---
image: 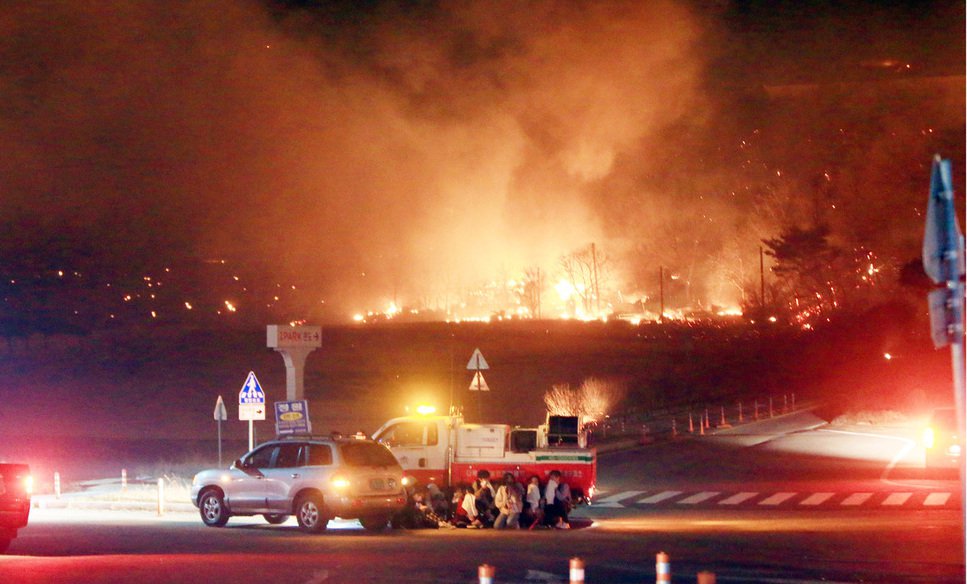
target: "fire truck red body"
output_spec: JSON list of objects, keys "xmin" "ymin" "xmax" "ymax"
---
[{"xmin": 373, "ymin": 412, "xmax": 596, "ymax": 500}]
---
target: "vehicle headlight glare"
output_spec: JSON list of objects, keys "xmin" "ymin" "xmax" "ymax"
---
[{"xmin": 923, "ymin": 427, "xmax": 935, "ymax": 449}]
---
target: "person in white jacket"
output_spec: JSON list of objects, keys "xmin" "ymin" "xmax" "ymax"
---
[
  {"xmin": 544, "ymin": 470, "xmax": 570, "ymax": 529},
  {"xmin": 452, "ymin": 484, "xmax": 483, "ymax": 528},
  {"xmin": 493, "ymin": 473, "xmax": 523, "ymax": 529},
  {"xmin": 524, "ymin": 475, "xmax": 544, "ymax": 529}
]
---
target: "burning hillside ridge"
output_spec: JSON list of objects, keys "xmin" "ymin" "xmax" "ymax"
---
[{"xmin": 0, "ymin": 2, "xmax": 961, "ymax": 335}]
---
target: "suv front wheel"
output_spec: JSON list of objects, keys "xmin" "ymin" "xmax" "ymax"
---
[
  {"xmin": 199, "ymin": 490, "xmax": 230, "ymax": 527},
  {"xmin": 295, "ymin": 493, "xmax": 329, "ymax": 533}
]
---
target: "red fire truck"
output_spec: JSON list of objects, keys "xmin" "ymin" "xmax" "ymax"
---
[{"xmin": 373, "ymin": 410, "xmax": 596, "ymax": 501}]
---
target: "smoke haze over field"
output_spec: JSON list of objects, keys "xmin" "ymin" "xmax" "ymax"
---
[{"xmin": 0, "ymin": 1, "xmax": 963, "ymax": 319}]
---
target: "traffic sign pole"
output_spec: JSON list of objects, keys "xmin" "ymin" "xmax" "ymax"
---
[
  {"xmin": 922, "ymin": 156, "xmax": 966, "ymax": 520},
  {"xmin": 248, "ymin": 420, "xmax": 254, "ymax": 452},
  {"xmin": 213, "ymin": 395, "xmax": 228, "ymax": 467},
  {"xmin": 466, "ymin": 349, "xmax": 490, "ymax": 422}
]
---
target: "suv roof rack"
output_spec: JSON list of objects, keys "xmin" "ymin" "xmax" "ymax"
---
[{"xmin": 276, "ymin": 431, "xmax": 367, "ymax": 441}]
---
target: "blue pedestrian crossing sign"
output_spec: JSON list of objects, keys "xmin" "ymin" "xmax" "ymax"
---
[{"xmin": 238, "ymin": 371, "xmax": 267, "ymax": 421}]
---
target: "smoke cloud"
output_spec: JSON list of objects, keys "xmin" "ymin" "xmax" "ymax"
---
[{"xmin": 0, "ymin": 1, "xmax": 962, "ymax": 318}]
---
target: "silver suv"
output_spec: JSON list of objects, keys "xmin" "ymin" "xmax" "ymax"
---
[{"xmin": 191, "ymin": 435, "xmax": 406, "ymax": 532}]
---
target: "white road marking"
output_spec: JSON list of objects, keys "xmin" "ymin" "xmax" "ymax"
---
[
  {"xmin": 759, "ymin": 492, "xmax": 797, "ymax": 505},
  {"xmin": 677, "ymin": 491, "xmax": 720, "ymax": 505},
  {"xmin": 718, "ymin": 492, "xmax": 758, "ymax": 505},
  {"xmin": 799, "ymin": 492, "xmax": 834, "ymax": 506},
  {"xmin": 841, "ymin": 493, "xmax": 873, "ymax": 506},
  {"xmin": 924, "ymin": 492, "xmax": 951, "ymax": 506},
  {"xmin": 637, "ymin": 491, "xmax": 682, "ymax": 504},
  {"xmin": 881, "ymin": 492, "xmax": 913, "ymax": 506},
  {"xmin": 593, "ymin": 490, "xmax": 646, "ymax": 508}
]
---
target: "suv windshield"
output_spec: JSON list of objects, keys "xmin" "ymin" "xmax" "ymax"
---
[{"xmin": 340, "ymin": 442, "xmax": 399, "ymax": 467}]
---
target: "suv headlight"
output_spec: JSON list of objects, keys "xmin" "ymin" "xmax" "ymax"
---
[{"xmin": 923, "ymin": 427, "xmax": 935, "ymax": 449}]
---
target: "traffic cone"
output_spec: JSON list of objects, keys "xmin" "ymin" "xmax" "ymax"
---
[
  {"xmin": 569, "ymin": 557, "xmax": 585, "ymax": 583},
  {"xmin": 478, "ymin": 564, "xmax": 495, "ymax": 584},
  {"xmin": 656, "ymin": 551, "xmax": 671, "ymax": 583}
]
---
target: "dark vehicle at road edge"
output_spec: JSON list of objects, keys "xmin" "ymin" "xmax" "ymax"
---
[
  {"xmin": 923, "ymin": 407, "xmax": 961, "ymax": 472},
  {"xmin": 0, "ymin": 463, "xmax": 32, "ymax": 553}
]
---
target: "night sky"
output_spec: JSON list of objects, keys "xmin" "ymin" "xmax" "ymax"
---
[{"xmin": 0, "ymin": 0, "xmax": 963, "ymax": 319}]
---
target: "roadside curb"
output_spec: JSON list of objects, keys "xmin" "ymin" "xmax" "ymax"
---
[{"xmin": 33, "ymin": 495, "xmax": 195, "ymax": 514}]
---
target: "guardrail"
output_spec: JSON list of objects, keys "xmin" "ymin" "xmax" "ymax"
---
[{"xmin": 593, "ymin": 393, "xmax": 811, "ymax": 449}]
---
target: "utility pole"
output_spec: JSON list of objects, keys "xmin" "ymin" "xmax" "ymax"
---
[
  {"xmin": 536, "ymin": 267, "xmax": 542, "ymax": 319},
  {"xmin": 591, "ymin": 243, "xmax": 600, "ymax": 315},
  {"xmin": 759, "ymin": 245, "xmax": 766, "ymax": 308},
  {"xmin": 659, "ymin": 265, "xmax": 665, "ymax": 323}
]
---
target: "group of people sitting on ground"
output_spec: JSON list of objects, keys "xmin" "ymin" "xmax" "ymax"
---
[{"xmin": 391, "ymin": 469, "xmax": 572, "ymax": 530}]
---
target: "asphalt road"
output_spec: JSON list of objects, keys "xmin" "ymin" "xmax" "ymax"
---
[{"xmin": 3, "ymin": 411, "xmax": 963, "ymax": 583}]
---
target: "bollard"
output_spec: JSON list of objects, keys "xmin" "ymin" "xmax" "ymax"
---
[
  {"xmin": 769, "ymin": 397, "xmax": 774, "ymax": 418},
  {"xmin": 689, "ymin": 412, "xmax": 694, "ymax": 433},
  {"xmin": 699, "ymin": 418, "xmax": 705, "ymax": 435},
  {"xmin": 121, "ymin": 468, "xmax": 127, "ymax": 492},
  {"xmin": 719, "ymin": 406, "xmax": 727, "ymax": 427},
  {"xmin": 656, "ymin": 551, "xmax": 671, "ymax": 583},
  {"xmin": 54, "ymin": 472, "xmax": 61, "ymax": 499},
  {"xmin": 754, "ymin": 398, "xmax": 759, "ymax": 421},
  {"xmin": 671, "ymin": 419, "xmax": 678, "ymax": 438},
  {"xmin": 738, "ymin": 401, "xmax": 744, "ymax": 423},
  {"xmin": 478, "ymin": 564, "xmax": 495, "ymax": 584},
  {"xmin": 157, "ymin": 478, "xmax": 165, "ymax": 516},
  {"xmin": 697, "ymin": 571, "xmax": 716, "ymax": 584},
  {"xmin": 569, "ymin": 557, "xmax": 585, "ymax": 583},
  {"xmin": 704, "ymin": 408, "xmax": 710, "ymax": 429},
  {"xmin": 791, "ymin": 392, "xmax": 796, "ymax": 409},
  {"xmin": 783, "ymin": 394, "xmax": 788, "ymax": 413}
]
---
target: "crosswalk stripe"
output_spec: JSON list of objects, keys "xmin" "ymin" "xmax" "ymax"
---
[
  {"xmin": 924, "ymin": 492, "xmax": 951, "ymax": 506},
  {"xmin": 677, "ymin": 491, "xmax": 720, "ymax": 505},
  {"xmin": 719, "ymin": 492, "xmax": 758, "ymax": 505},
  {"xmin": 799, "ymin": 492, "xmax": 834, "ymax": 506},
  {"xmin": 638, "ymin": 490, "xmax": 682, "ymax": 504},
  {"xmin": 593, "ymin": 490, "xmax": 646, "ymax": 508},
  {"xmin": 759, "ymin": 492, "xmax": 797, "ymax": 505},
  {"xmin": 881, "ymin": 492, "xmax": 913, "ymax": 506},
  {"xmin": 597, "ymin": 490, "xmax": 959, "ymax": 509},
  {"xmin": 841, "ymin": 492, "xmax": 873, "ymax": 506}
]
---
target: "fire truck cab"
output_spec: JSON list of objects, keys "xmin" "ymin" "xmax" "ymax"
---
[{"xmin": 373, "ymin": 412, "xmax": 596, "ymax": 501}]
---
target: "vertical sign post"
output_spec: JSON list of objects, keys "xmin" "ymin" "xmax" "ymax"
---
[
  {"xmin": 922, "ymin": 155, "xmax": 966, "ymax": 489},
  {"xmin": 466, "ymin": 348, "xmax": 490, "ymax": 421},
  {"xmin": 213, "ymin": 395, "xmax": 228, "ymax": 467},
  {"xmin": 238, "ymin": 371, "xmax": 267, "ymax": 451}
]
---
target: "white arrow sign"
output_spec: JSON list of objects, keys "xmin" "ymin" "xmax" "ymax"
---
[
  {"xmin": 213, "ymin": 395, "xmax": 227, "ymax": 421},
  {"xmin": 466, "ymin": 348, "xmax": 489, "ymax": 371},
  {"xmin": 469, "ymin": 371, "xmax": 490, "ymax": 392}
]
